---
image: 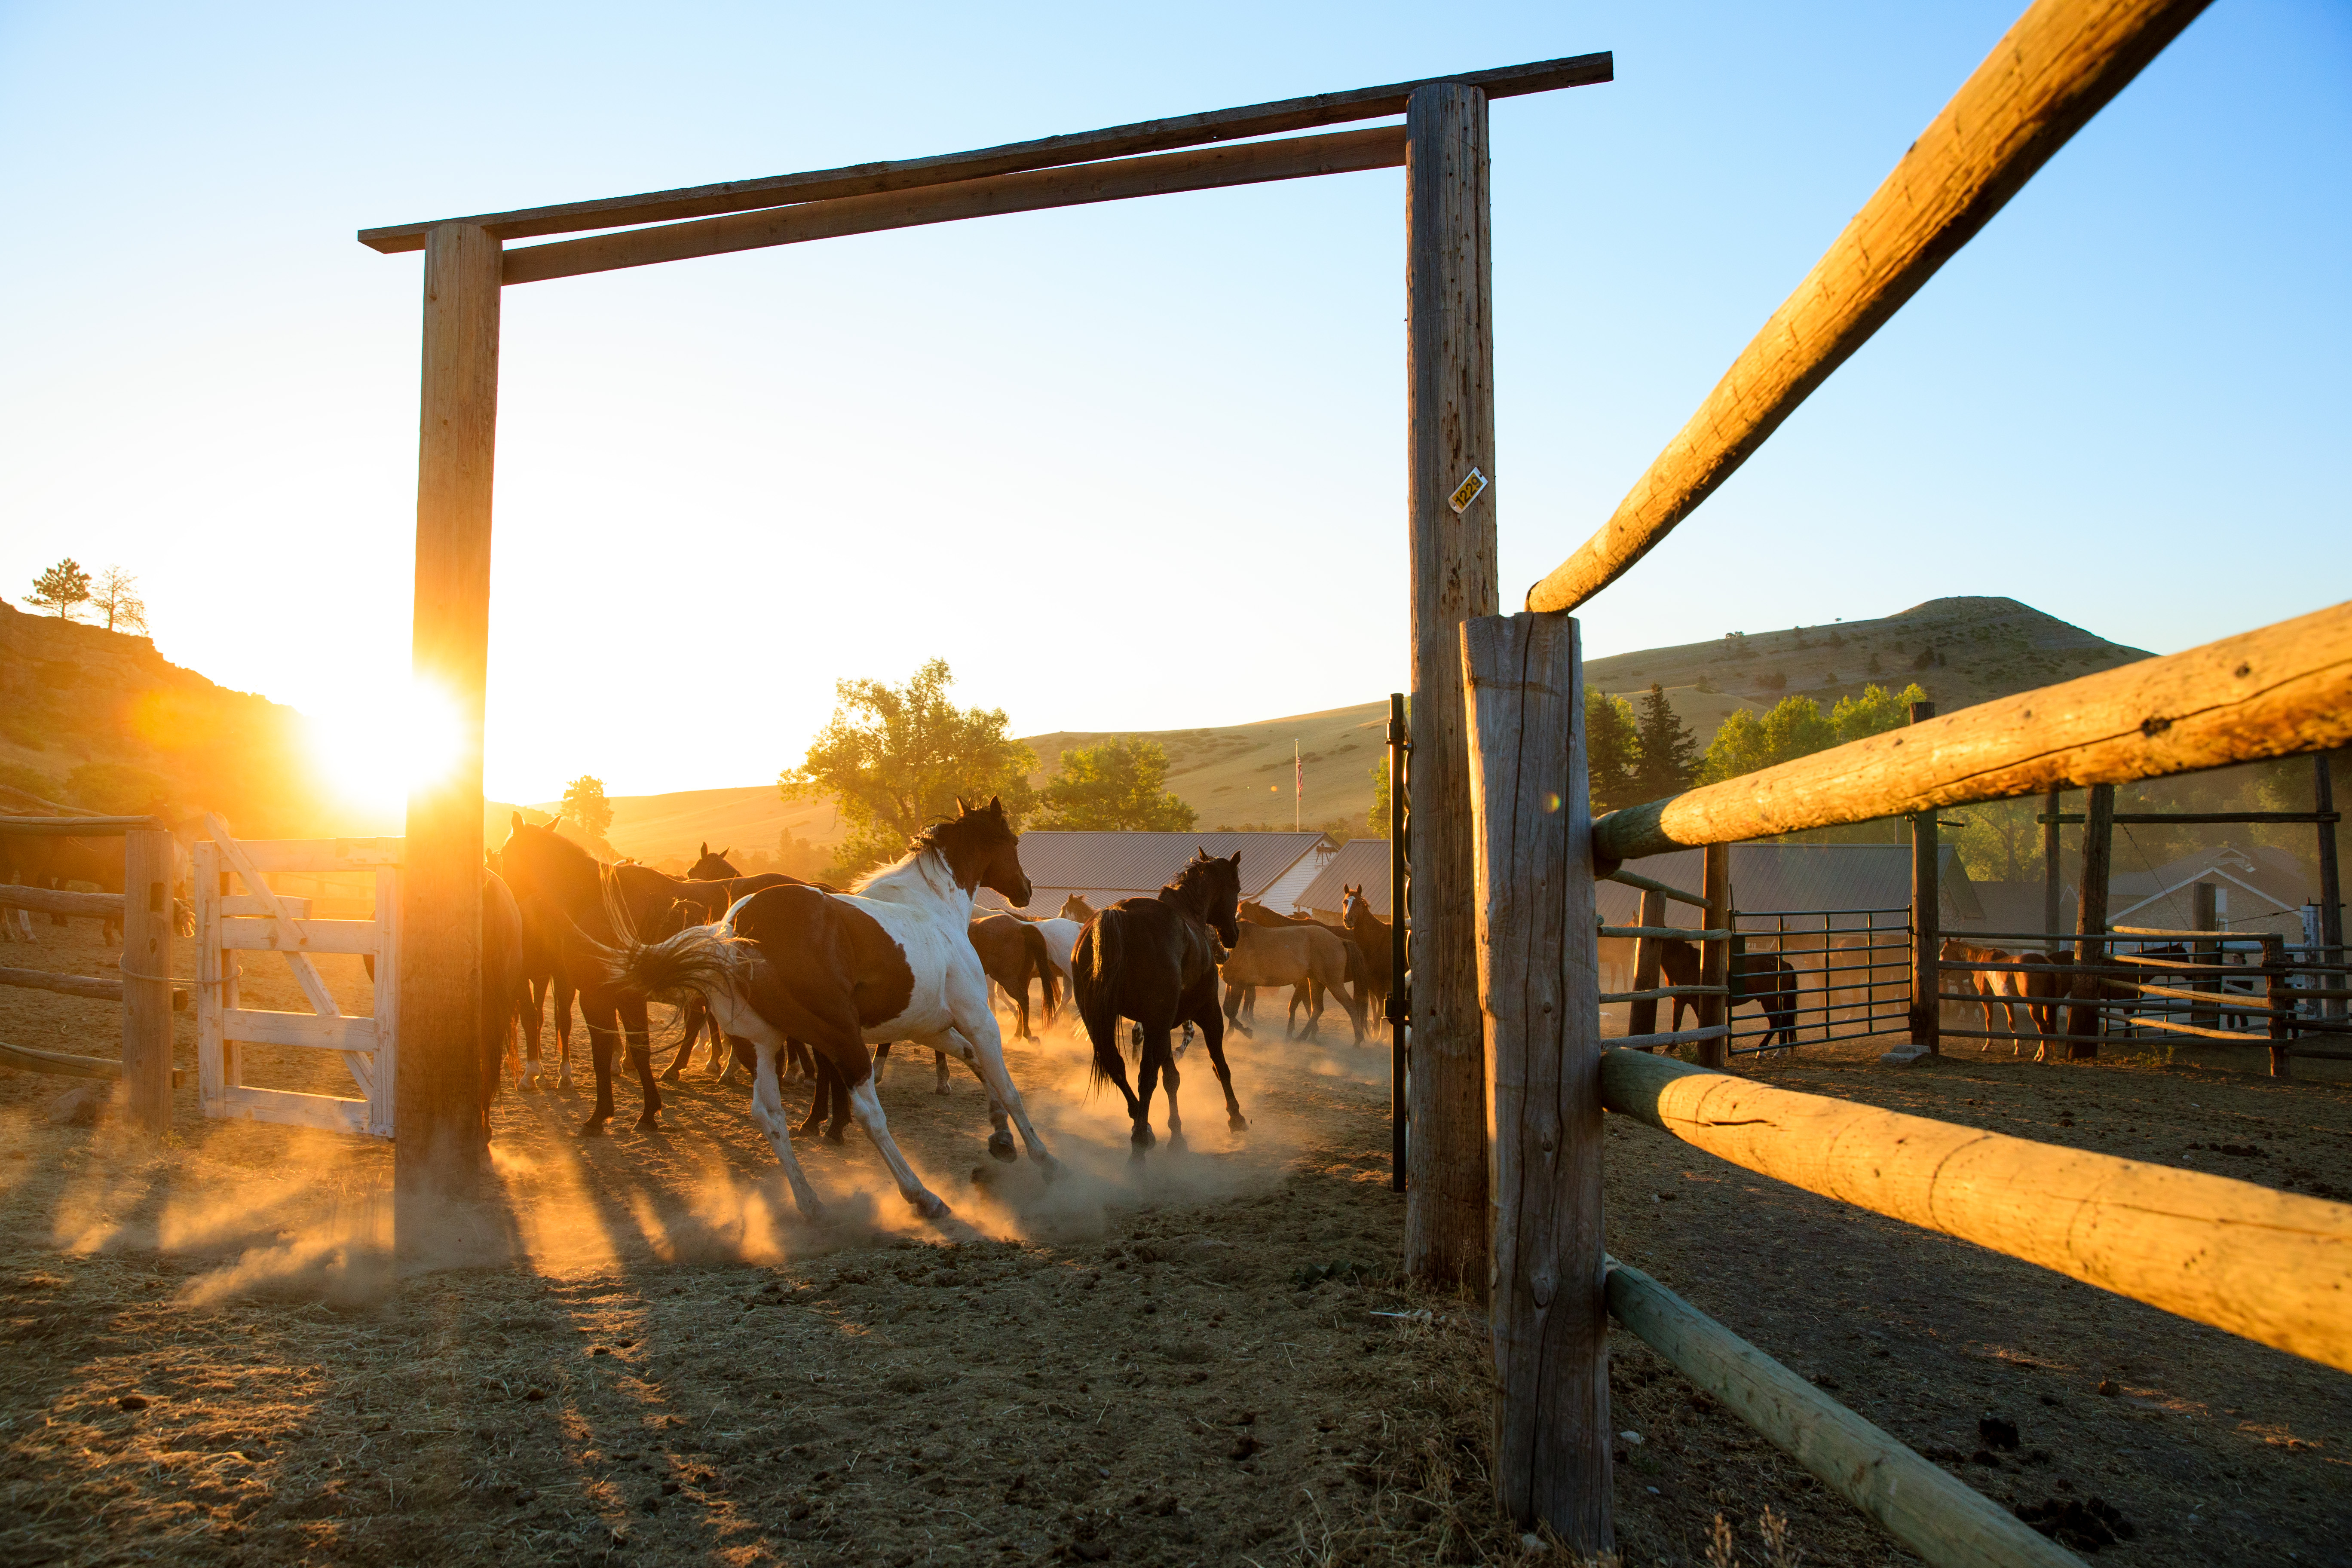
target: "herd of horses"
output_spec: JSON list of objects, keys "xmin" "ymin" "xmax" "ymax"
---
[{"xmin": 468, "ymin": 805, "xmax": 1400, "ymax": 1219}]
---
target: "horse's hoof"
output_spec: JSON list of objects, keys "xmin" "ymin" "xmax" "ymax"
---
[
  {"xmin": 1228, "ymin": 1113, "xmax": 1250, "ymax": 1133},
  {"xmin": 1166, "ymin": 1130, "xmax": 1188, "ymax": 1152},
  {"xmin": 825, "ymin": 1126, "xmax": 848, "ymax": 1146},
  {"xmin": 1131, "ymin": 1123, "xmax": 1156, "ymax": 1150},
  {"xmin": 580, "ymin": 1117, "xmax": 610, "ymax": 1137},
  {"xmin": 988, "ymin": 1134, "xmax": 1018, "ymax": 1164},
  {"xmin": 933, "ymin": 1084, "xmax": 952, "ymax": 1097},
  {"xmin": 634, "ymin": 1112, "xmax": 660, "ymax": 1132},
  {"xmin": 660, "ymin": 1070, "xmax": 682, "ymax": 1085},
  {"xmin": 1036, "ymin": 1155, "xmax": 1066, "ymax": 1185},
  {"xmin": 912, "ymin": 1192, "xmax": 952, "ymax": 1220}
]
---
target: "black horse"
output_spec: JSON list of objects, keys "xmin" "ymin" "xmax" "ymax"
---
[
  {"xmin": 1661, "ymin": 939, "xmax": 1801, "ymax": 1052},
  {"xmin": 1070, "ymin": 849, "xmax": 1247, "ymax": 1153}
]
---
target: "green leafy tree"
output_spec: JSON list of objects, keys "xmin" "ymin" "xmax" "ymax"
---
[
  {"xmin": 780, "ymin": 658, "xmax": 1037, "ymax": 874},
  {"xmin": 1828, "ymin": 682, "xmax": 1929, "ymax": 746},
  {"xmin": 1368, "ymin": 760, "xmax": 1390, "ymax": 838},
  {"xmin": 26, "ymin": 559, "xmax": 90, "ymax": 619},
  {"xmin": 1628, "ymin": 684, "xmax": 1700, "ymax": 800},
  {"xmin": 1700, "ymin": 682, "xmax": 1929, "ymax": 784},
  {"xmin": 1586, "ymin": 689, "xmax": 1640, "ymax": 812},
  {"xmin": 1033, "ymin": 737, "xmax": 1196, "ymax": 830},
  {"xmin": 560, "ymin": 775, "xmax": 616, "ymax": 849}
]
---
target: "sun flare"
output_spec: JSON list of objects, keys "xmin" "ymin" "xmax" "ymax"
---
[{"xmin": 309, "ymin": 680, "xmax": 467, "ymax": 817}]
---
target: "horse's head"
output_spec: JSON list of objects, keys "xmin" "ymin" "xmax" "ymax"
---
[
  {"xmin": 1341, "ymin": 883, "xmax": 1369, "ymax": 926},
  {"xmin": 934, "ymin": 797, "xmax": 1031, "ymax": 908},
  {"xmin": 1059, "ymin": 893, "xmax": 1096, "ymax": 922},
  {"xmin": 1178, "ymin": 848, "xmax": 1243, "ymax": 948},
  {"xmin": 497, "ymin": 811, "xmax": 601, "ymax": 911},
  {"xmin": 686, "ymin": 841, "xmax": 738, "ymax": 881}
]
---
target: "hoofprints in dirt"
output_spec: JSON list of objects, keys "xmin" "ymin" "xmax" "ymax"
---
[{"xmin": 597, "ymin": 797, "xmax": 1061, "ymax": 1221}]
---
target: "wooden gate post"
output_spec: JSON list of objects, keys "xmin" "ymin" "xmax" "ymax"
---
[
  {"xmin": 1627, "ymin": 888, "xmax": 1667, "ymax": 1039},
  {"xmin": 1697, "ymin": 845, "xmax": 1731, "ymax": 1069},
  {"xmin": 2065, "ymin": 782, "xmax": 2117, "ymax": 1058},
  {"xmin": 1404, "ymin": 80, "xmax": 1498, "ymax": 1289},
  {"xmin": 1461, "ymin": 612, "xmax": 1610, "ymax": 1550},
  {"xmin": 2262, "ymin": 934, "xmax": 2291, "ymax": 1078},
  {"xmin": 2042, "ymin": 785, "xmax": 2064, "ymax": 941},
  {"xmin": 2190, "ymin": 881, "xmax": 2219, "ymax": 1030},
  {"xmin": 2318, "ymin": 753, "xmax": 2344, "ymax": 1021},
  {"xmin": 397, "ymin": 220, "xmax": 500, "ymax": 1212},
  {"xmin": 1907, "ymin": 701, "xmax": 1939, "ymax": 1054},
  {"xmin": 119, "ymin": 825, "xmax": 175, "ymax": 1137}
]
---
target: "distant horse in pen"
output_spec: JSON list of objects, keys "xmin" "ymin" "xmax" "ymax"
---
[
  {"xmin": 1071, "ymin": 848, "xmax": 1247, "ymax": 1155},
  {"xmin": 597, "ymin": 798, "xmax": 1060, "ymax": 1219},
  {"xmin": 1661, "ymin": 938, "xmax": 1799, "ymax": 1052}
]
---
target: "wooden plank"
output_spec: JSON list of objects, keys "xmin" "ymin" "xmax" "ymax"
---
[
  {"xmin": 1697, "ymin": 846, "xmax": 1731, "ymax": 1070},
  {"xmin": 2263, "ymin": 934, "xmax": 2291, "ymax": 1079},
  {"xmin": 0, "ymin": 966, "xmax": 122, "ymax": 1001},
  {"xmin": 2064, "ymin": 785, "xmax": 2115, "ymax": 1060},
  {"xmin": 504, "ymin": 128, "xmax": 1407, "ymax": 285},
  {"xmin": 1601, "ymin": 925, "xmax": 1733, "ymax": 940},
  {"xmin": 372, "ymin": 865, "xmax": 401, "ymax": 1138},
  {"xmin": 1603, "ymin": 984, "xmax": 1727, "ymax": 1004},
  {"xmin": 2040, "ymin": 811, "xmax": 2341, "ymax": 825},
  {"xmin": 1403, "ymin": 81, "xmax": 1498, "ymax": 1293},
  {"xmin": 1611, "ymin": 1025, "xmax": 1731, "ymax": 1052},
  {"xmin": 357, "ymin": 53, "xmax": 1611, "ymax": 253},
  {"xmin": 220, "ymin": 1084, "xmax": 369, "ymax": 1135},
  {"xmin": 1604, "ymin": 867, "xmax": 1709, "ymax": 908},
  {"xmin": 217, "ymin": 916, "xmax": 377, "ymax": 955},
  {"xmin": 0, "ymin": 885, "xmax": 122, "ymax": 918},
  {"xmin": 1606, "ymin": 1260, "xmax": 2078, "ymax": 1568},
  {"xmin": 1, "ymin": 1039, "xmax": 118, "ymax": 1081},
  {"xmin": 222, "ymin": 1008, "xmax": 378, "ymax": 1053},
  {"xmin": 119, "ymin": 828, "xmax": 174, "ymax": 1136},
  {"xmin": 224, "ymin": 838, "xmax": 403, "ymax": 872},
  {"xmin": 1463, "ymin": 612, "xmax": 1610, "ymax": 1548},
  {"xmin": 2042, "ymin": 786, "xmax": 2063, "ymax": 940},
  {"xmin": 398, "ymin": 222, "xmax": 496, "ymax": 1201},
  {"xmin": 1590, "ymin": 599, "xmax": 2352, "ymax": 861},
  {"xmin": 1602, "ymin": 1047, "xmax": 2352, "ymax": 1375},
  {"xmin": 206, "ymin": 818, "xmax": 343, "ymax": 1020},
  {"xmin": 0, "ymin": 815, "xmax": 164, "ymax": 835},
  {"xmin": 1525, "ymin": 0, "xmax": 2212, "ymax": 613},
  {"xmin": 195, "ymin": 842, "xmax": 229, "ymax": 1116},
  {"xmin": 220, "ymin": 894, "xmax": 312, "ymax": 919}
]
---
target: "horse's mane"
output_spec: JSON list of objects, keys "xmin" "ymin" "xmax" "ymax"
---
[{"xmin": 853, "ymin": 811, "xmax": 1007, "ymax": 899}]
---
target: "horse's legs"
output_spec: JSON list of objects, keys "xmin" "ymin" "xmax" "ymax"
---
[
  {"xmin": 622, "ymin": 995, "xmax": 662, "ymax": 1130},
  {"xmin": 933, "ymin": 1048, "xmax": 951, "ymax": 1095},
  {"xmin": 1222, "ymin": 986, "xmax": 1252, "ymax": 1039},
  {"xmin": 872, "ymin": 1040, "xmax": 893, "ymax": 1086},
  {"xmin": 579, "ymin": 997, "xmax": 622, "ymax": 1133},
  {"xmin": 942, "ymin": 1028, "xmax": 1017, "ymax": 1162},
  {"xmin": 949, "ymin": 1004, "xmax": 1057, "ymax": 1175},
  {"xmin": 744, "ymin": 1038, "xmax": 825, "ymax": 1219},
  {"xmin": 1129, "ymin": 1032, "xmax": 1167, "ymax": 1155},
  {"xmin": 1192, "ymin": 994, "xmax": 1248, "ymax": 1133},
  {"xmin": 1161, "ymin": 1054, "xmax": 1184, "ymax": 1147},
  {"xmin": 662, "ymin": 994, "xmax": 702, "ymax": 1082},
  {"xmin": 554, "ymin": 973, "xmax": 578, "ymax": 1087},
  {"xmin": 518, "ymin": 974, "xmax": 547, "ymax": 1090},
  {"xmin": 839, "ymin": 1062, "xmax": 949, "ymax": 1219}
]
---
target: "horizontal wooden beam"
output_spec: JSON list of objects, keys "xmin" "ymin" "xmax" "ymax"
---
[
  {"xmin": 1602, "ymin": 1047, "xmax": 2352, "ymax": 1375},
  {"xmin": 0, "ymin": 815, "xmax": 167, "ymax": 836},
  {"xmin": 0, "ymin": 966, "xmax": 188, "ymax": 1008},
  {"xmin": 1601, "ymin": 867, "xmax": 1710, "ymax": 909},
  {"xmin": 1607, "ymin": 1260, "xmax": 2077, "ymax": 1568},
  {"xmin": 0, "ymin": 885, "xmax": 123, "ymax": 918},
  {"xmin": 1525, "ymin": 0, "xmax": 2211, "ymax": 613},
  {"xmin": 359, "ymin": 52, "xmax": 1610, "ymax": 254},
  {"xmin": 1593, "ymin": 599, "xmax": 2352, "ymax": 862},
  {"xmin": 0, "ymin": 1038, "xmax": 184, "ymax": 1084},
  {"xmin": 504, "ymin": 127, "xmax": 1405, "ymax": 287},
  {"xmin": 2039, "ymin": 811, "xmax": 2340, "ymax": 824}
]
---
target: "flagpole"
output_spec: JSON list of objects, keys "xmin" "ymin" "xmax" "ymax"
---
[{"xmin": 1294, "ymin": 739, "xmax": 1302, "ymax": 832}]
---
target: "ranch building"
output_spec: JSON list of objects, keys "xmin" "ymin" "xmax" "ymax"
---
[
  {"xmin": 976, "ymin": 829, "xmax": 1338, "ymax": 920},
  {"xmin": 1295, "ymin": 836, "xmax": 1394, "ymax": 925}
]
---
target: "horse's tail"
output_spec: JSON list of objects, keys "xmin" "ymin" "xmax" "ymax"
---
[
  {"xmin": 582, "ymin": 876, "xmax": 759, "ymax": 1009},
  {"xmin": 1020, "ymin": 921, "xmax": 1060, "ymax": 1023},
  {"xmin": 1071, "ymin": 916, "xmax": 1126, "ymax": 1090}
]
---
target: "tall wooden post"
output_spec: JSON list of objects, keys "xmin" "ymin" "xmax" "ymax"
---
[
  {"xmin": 2317, "ymin": 753, "xmax": 2344, "ymax": 1022},
  {"xmin": 1403, "ymin": 81, "xmax": 1498, "ymax": 1289},
  {"xmin": 397, "ymin": 221, "xmax": 500, "ymax": 1214},
  {"xmin": 2189, "ymin": 881, "xmax": 2218, "ymax": 1030},
  {"xmin": 1627, "ymin": 888, "xmax": 1667, "ymax": 1039},
  {"xmin": 2042, "ymin": 785, "xmax": 2064, "ymax": 942},
  {"xmin": 2065, "ymin": 782, "xmax": 2116, "ymax": 1058},
  {"xmin": 119, "ymin": 825, "xmax": 175, "ymax": 1137},
  {"xmin": 1696, "ymin": 845, "xmax": 1731, "ymax": 1069},
  {"xmin": 1907, "ymin": 701, "xmax": 1939, "ymax": 1054},
  {"xmin": 1462, "ymin": 612, "xmax": 1610, "ymax": 1550},
  {"xmin": 2262, "ymin": 934, "xmax": 2291, "ymax": 1078}
]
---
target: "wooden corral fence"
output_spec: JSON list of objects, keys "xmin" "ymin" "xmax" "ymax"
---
[
  {"xmin": 193, "ymin": 817, "xmax": 402, "ymax": 1139},
  {"xmin": 1458, "ymin": 0, "xmax": 2352, "ymax": 1561},
  {"xmin": 0, "ymin": 814, "xmax": 180, "ymax": 1135}
]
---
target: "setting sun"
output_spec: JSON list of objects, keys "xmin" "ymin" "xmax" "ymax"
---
[{"xmin": 309, "ymin": 680, "xmax": 466, "ymax": 818}]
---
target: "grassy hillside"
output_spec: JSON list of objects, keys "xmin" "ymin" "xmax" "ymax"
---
[{"xmin": 0, "ymin": 600, "xmax": 333, "ymax": 833}]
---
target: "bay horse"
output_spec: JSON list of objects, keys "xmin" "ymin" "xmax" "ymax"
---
[
  {"xmin": 1660, "ymin": 940, "xmax": 1800, "ymax": 1052},
  {"xmin": 1220, "ymin": 918, "xmax": 1366, "ymax": 1043},
  {"xmin": 597, "ymin": 798, "xmax": 1060, "ymax": 1217},
  {"xmin": 495, "ymin": 814, "xmax": 745, "ymax": 1133},
  {"xmin": 1236, "ymin": 898, "xmax": 1368, "ymax": 1034},
  {"xmin": 1070, "ymin": 849, "xmax": 1246, "ymax": 1152},
  {"xmin": 1339, "ymin": 885, "xmax": 1393, "ymax": 1020}
]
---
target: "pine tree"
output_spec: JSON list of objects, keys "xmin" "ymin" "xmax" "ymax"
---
[
  {"xmin": 1585, "ymin": 689, "xmax": 1640, "ymax": 812},
  {"xmin": 1628, "ymin": 683, "xmax": 1700, "ymax": 800},
  {"xmin": 26, "ymin": 559, "xmax": 90, "ymax": 619}
]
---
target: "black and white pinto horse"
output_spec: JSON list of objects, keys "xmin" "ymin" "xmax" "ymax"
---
[{"xmin": 598, "ymin": 798, "xmax": 1059, "ymax": 1220}]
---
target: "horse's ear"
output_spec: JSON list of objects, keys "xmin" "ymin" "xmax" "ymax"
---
[
  {"xmin": 699, "ymin": 841, "xmax": 708, "ymax": 857},
  {"xmin": 719, "ymin": 846, "xmax": 730, "ymax": 859},
  {"xmin": 954, "ymin": 795, "xmax": 971, "ymax": 815},
  {"xmin": 986, "ymin": 796, "xmax": 1003, "ymax": 817},
  {"xmin": 511, "ymin": 811, "xmax": 526, "ymax": 830},
  {"xmin": 1228, "ymin": 851, "xmax": 1243, "ymax": 867}
]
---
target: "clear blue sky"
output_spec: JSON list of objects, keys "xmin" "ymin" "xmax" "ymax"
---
[{"xmin": 2, "ymin": 1, "xmax": 2345, "ymax": 805}]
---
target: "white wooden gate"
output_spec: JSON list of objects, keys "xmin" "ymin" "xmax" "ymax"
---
[{"xmin": 194, "ymin": 818, "xmax": 402, "ymax": 1137}]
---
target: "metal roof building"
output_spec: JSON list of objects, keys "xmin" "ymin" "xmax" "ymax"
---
[
  {"xmin": 1592, "ymin": 843, "xmax": 1979, "ymax": 925},
  {"xmin": 980, "ymin": 830, "xmax": 1338, "ymax": 919},
  {"xmin": 1296, "ymin": 838, "xmax": 1393, "ymax": 922}
]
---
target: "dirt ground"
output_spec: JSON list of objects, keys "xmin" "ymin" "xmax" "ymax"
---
[{"xmin": 3, "ymin": 918, "xmax": 2350, "ymax": 1567}]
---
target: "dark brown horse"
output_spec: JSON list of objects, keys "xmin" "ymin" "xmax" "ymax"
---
[
  {"xmin": 1339, "ymin": 884, "xmax": 1393, "ymax": 1020},
  {"xmin": 1070, "ymin": 849, "xmax": 1246, "ymax": 1153},
  {"xmin": 1660, "ymin": 939, "xmax": 1800, "ymax": 1052},
  {"xmin": 596, "ymin": 798, "xmax": 1060, "ymax": 1218},
  {"xmin": 495, "ymin": 814, "xmax": 745, "ymax": 1133}
]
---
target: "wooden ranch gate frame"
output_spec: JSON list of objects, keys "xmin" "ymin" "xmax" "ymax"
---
[
  {"xmin": 193, "ymin": 818, "xmax": 402, "ymax": 1139},
  {"xmin": 360, "ymin": 52, "xmax": 1616, "ymax": 1224}
]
